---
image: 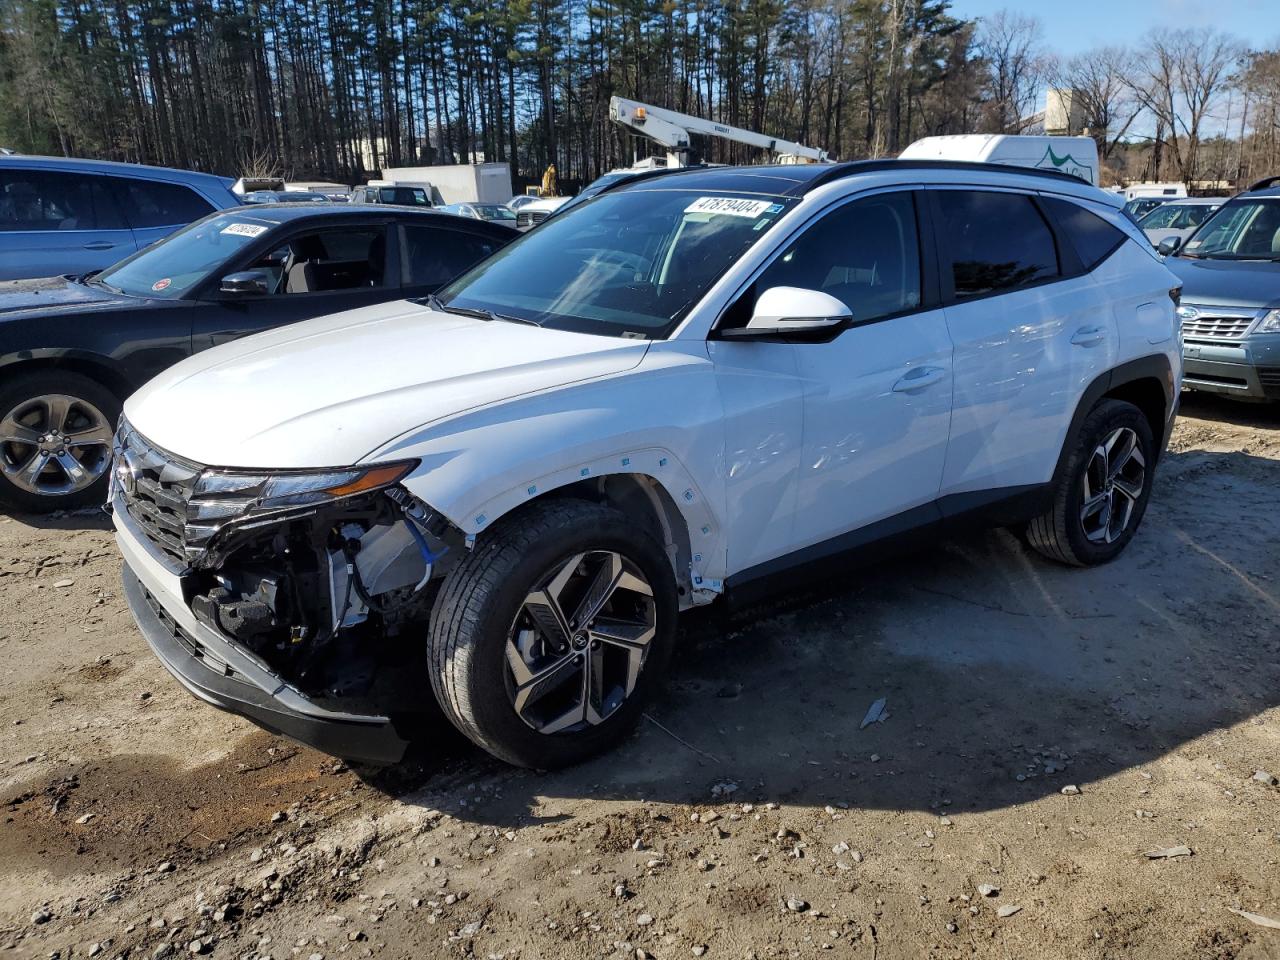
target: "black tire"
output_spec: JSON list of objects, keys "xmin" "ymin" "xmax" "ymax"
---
[
  {"xmin": 427, "ymin": 498, "xmax": 678, "ymax": 768},
  {"xmin": 1027, "ymin": 398, "xmax": 1155, "ymax": 566},
  {"xmin": 0, "ymin": 370, "xmax": 120, "ymax": 513}
]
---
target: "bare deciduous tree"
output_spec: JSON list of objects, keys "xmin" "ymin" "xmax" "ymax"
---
[
  {"xmin": 1052, "ymin": 46, "xmax": 1143, "ymax": 161},
  {"xmin": 1127, "ymin": 29, "xmax": 1240, "ymax": 182},
  {"xmin": 975, "ymin": 9, "xmax": 1046, "ymax": 133}
]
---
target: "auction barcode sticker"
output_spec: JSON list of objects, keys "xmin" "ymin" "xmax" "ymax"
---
[
  {"xmin": 221, "ymin": 222, "xmax": 269, "ymax": 238},
  {"xmin": 684, "ymin": 197, "xmax": 776, "ymax": 218}
]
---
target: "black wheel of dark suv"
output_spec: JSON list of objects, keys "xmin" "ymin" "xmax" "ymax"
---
[
  {"xmin": 0, "ymin": 371, "xmax": 119, "ymax": 513},
  {"xmin": 1027, "ymin": 398, "xmax": 1155, "ymax": 566},
  {"xmin": 427, "ymin": 498, "xmax": 678, "ymax": 769}
]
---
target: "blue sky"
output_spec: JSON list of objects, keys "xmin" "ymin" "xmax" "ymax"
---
[{"xmin": 946, "ymin": 0, "xmax": 1276, "ymax": 56}]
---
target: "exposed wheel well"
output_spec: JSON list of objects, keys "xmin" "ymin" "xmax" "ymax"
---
[
  {"xmin": 1103, "ymin": 376, "xmax": 1166, "ymax": 455},
  {"xmin": 0, "ymin": 357, "xmax": 130, "ymax": 405},
  {"xmin": 514, "ymin": 474, "xmax": 695, "ymax": 603}
]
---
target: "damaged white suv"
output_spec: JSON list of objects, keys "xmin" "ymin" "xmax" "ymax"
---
[{"xmin": 113, "ymin": 162, "xmax": 1182, "ymax": 768}]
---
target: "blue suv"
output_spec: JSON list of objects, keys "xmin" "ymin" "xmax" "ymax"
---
[
  {"xmin": 1163, "ymin": 176, "xmax": 1280, "ymax": 402},
  {"xmin": 0, "ymin": 156, "xmax": 240, "ymax": 281}
]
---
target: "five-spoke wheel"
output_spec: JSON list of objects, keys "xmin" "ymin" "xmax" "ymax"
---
[
  {"xmin": 0, "ymin": 372, "xmax": 121, "ymax": 512},
  {"xmin": 506, "ymin": 550, "xmax": 657, "ymax": 734},
  {"xmin": 428, "ymin": 499, "xmax": 676, "ymax": 768}
]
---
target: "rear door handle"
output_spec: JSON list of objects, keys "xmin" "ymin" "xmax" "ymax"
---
[
  {"xmin": 82, "ymin": 241, "xmax": 115, "ymax": 251},
  {"xmin": 1071, "ymin": 325, "xmax": 1107, "ymax": 347},
  {"xmin": 892, "ymin": 366, "xmax": 947, "ymax": 393}
]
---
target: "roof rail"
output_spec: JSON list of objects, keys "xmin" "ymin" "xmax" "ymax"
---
[
  {"xmin": 1246, "ymin": 174, "xmax": 1280, "ymax": 192},
  {"xmin": 794, "ymin": 158, "xmax": 1092, "ymax": 195}
]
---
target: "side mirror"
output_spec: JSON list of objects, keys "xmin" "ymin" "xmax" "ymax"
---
[
  {"xmin": 1157, "ymin": 236, "xmax": 1182, "ymax": 256},
  {"xmin": 720, "ymin": 286, "xmax": 852, "ymax": 340},
  {"xmin": 220, "ymin": 271, "xmax": 270, "ymax": 295}
]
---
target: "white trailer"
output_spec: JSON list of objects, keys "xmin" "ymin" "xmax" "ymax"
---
[
  {"xmin": 899, "ymin": 134, "xmax": 1100, "ymax": 186},
  {"xmin": 380, "ymin": 163, "xmax": 512, "ymax": 205}
]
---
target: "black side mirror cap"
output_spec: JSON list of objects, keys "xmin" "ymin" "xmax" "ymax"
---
[
  {"xmin": 220, "ymin": 271, "xmax": 270, "ymax": 295},
  {"xmin": 1157, "ymin": 236, "xmax": 1183, "ymax": 257}
]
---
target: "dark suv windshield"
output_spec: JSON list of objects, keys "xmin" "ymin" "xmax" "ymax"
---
[
  {"xmin": 1181, "ymin": 198, "xmax": 1280, "ymax": 259},
  {"xmin": 437, "ymin": 189, "xmax": 794, "ymax": 338}
]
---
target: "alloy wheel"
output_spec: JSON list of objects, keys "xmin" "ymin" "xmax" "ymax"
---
[
  {"xmin": 505, "ymin": 550, "xmax": 656, "ymax": 734},
  {"xmin": 0, "ymin": 394, "xmax": 114, "ymax": 497},
  {"xmin": 1079, "ymin": 426, "xmax": 1146, "ymax": 544}
]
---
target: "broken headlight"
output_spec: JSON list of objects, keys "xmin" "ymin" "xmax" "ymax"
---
[{"xmin": 185, "ymin": 461, "xmax": 418, "ymax": 548}]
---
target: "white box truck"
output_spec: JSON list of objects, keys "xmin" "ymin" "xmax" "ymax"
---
[
  {"xmin": 899, "ymin": 135, "xmax": 1100, "ymax": 186},
  {"xmin": 379, "ymin": 163, "xmax": 513, "ymax": 205}
]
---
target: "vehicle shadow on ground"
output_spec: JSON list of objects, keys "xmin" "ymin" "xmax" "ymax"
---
[
  {"xmin": 1, "ymin": 506, "xmax": 114, "ymax": 532},
  {"xmin": 376, "ymin": 444, "xmax": 1280, "ymax": 827},
  {"xmin": 1178, "ymin": 391, "xmax": 1280, "ymax": 430}
]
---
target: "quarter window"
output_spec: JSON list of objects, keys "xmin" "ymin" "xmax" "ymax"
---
[
  {"xmin": 934, "ymin": 190, "xmax": 1059, "ymax": 298},
  {"xmin": 738, "ymin": 191, "xmax": 923, "ymax": 326},
  {"xmin": 1041, "ymin": 196, "xmax": 1128, "ymax": 271}
]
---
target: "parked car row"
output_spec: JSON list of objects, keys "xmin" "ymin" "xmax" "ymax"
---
[{"xmin": 2, "ymin": 149, "xmax": 1276, "ymax": 774}]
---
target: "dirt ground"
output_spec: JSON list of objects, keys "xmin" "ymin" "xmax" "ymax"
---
[{"xmin": 2, "ymin": 392, "xmax": 1279, "ymax": 960}]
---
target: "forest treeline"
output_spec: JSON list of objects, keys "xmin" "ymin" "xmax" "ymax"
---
[{"xmin": 0, "ymin": 0, "xmax": 1278, "ymax": 188}]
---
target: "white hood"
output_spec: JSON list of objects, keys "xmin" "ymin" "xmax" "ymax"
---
[{"xmin": 124, "ymin": 300, "xmax": 649, "ymax": 468}]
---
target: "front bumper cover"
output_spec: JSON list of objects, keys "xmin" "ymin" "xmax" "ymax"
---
[{"xmin": 115, "ymin": 494, "xmax": 411, "ymax": 765}]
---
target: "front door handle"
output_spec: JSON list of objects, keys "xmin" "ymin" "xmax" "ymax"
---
[
  {"xmin": 892, "ymin": 366, "xmax": 947, "ymax": 393},
  {"xmin": 1071, "ymin": 325, "xmax": 1107, "ymax": 347},
  {"xmin": 82, "ymin": 241, "xmax": 115, "ymax": 251}
]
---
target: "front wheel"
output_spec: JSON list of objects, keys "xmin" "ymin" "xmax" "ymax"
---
[
  {"xmin": 427, "ymin": 499, "xmax": 678, "ymax": 768},
  {"xmin": 0, "ymin": 371, "xmax": 120, "ymax": 513},
  {"xmin": 1026, "ymin": 399, "xmax": 1155, "ymax": 566}
]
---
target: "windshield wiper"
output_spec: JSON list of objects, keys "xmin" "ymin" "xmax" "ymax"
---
[
  {"xmin": 86, "ymin": 274, "xmax": 124, "ymax": 295},
  {"xmin": 426, "ymin": 293, "xmax": 541, "ymax": 327}
]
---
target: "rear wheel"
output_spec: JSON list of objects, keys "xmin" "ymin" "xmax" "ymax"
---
[
  {"xmin": 428, "ymin": 499, "xmax": 678, "ymax": 768},
  {"xmin": 0, "ymin": 371, "xmax": 119, "ymax": 513},
  {"xmin": 1027, "ymin": 399, "xmax": 1155, "ymax": 566}
]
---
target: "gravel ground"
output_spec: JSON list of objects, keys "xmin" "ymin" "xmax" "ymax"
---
[{"xmin": 2, "ymin": 392, "xmax": 1279, "ymax": 960}]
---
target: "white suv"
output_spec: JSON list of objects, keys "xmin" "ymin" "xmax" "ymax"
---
[{"xmin": 111, "ymin": 162, "xmax": 1182, "ymax": 768}]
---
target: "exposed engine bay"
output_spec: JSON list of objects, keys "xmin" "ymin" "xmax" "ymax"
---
[{"xmin": 183, "ymin": 487, "xmax": 463, "ymax": 709}]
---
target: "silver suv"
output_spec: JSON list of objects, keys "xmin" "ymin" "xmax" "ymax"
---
[{"xmin": 1163, "ymin": 176, "xmax": 1280, "ymax": 402}]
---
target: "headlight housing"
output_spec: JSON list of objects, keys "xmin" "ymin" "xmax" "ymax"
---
[
  {"xmin": 1256, "ymin": 309, "xmax": 1280, "ymax": 334},
  {"xmin": 186, "ymin": 461, "xmax": 418, "ymax": 547}
]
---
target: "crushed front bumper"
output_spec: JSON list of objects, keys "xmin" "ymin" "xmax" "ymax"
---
[{"xmin": 115, "ymin": 495, "xmax": 411, "ymax": 764}]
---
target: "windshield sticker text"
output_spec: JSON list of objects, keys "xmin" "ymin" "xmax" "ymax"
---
[
  {"xmin": 151, "ymin": 278, "xmax": 171, "ymax": 292},
  {"xmin": 221, "ymin": 222, "xmax": 269, "ymax": 238},
  {"xmin": 684, "ymin": 197, "xmax": 776, "ymax": 219}
]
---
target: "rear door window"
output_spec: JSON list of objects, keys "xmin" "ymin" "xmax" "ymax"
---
[
  {"xmin": 0, "ymin": 169, "xmax": 116, "ymax": 232},
  {"xmin": 1040, "ymin": 196, "xmax": 1128, "ymax": 271},
  {"xmin": 933, "ymin": 190, "xmax": 1060, "ymax": 299},
  {"xmin": 402, "ymin": 225, "xmax": 501, "ymax": 287},
  {"xmin": 110, "ymin": 177, "xmax": 215, "ymax": 228}
]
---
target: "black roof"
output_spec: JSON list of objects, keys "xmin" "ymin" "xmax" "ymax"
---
[
  {"xmin": 215, "ymin": 203, "xmax": 518, "ymax": 233},
  {"xmin": 1244, "ymin": 175, "xmax": 1280, "ymax": 197},
  {"xmin": 616, "ymin": 158, "xmax": 1093, "ymax": 199}
]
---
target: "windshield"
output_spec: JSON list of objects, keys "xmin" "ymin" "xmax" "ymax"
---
[
  {"xmin": 96, "ymin": 212, "xmax": 275, "ymax": 299},
  {"xmin": 1140, "ymin": 203, "xmax": 1217, "ymax": 230},
  {"xmin": 1180, "ymin": 199, "xmax": 1280, "ymax": 259},
  {"xmin": 474, "ymin": 204, "xmax": 517, "ymax": 221},
  {"xmin": 437, "ymin": 189, "xmax": 795, "ymax": 338},
  {"xmin": 379, "ymin": 187, "xmax": 428, "ymax": 205}
]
